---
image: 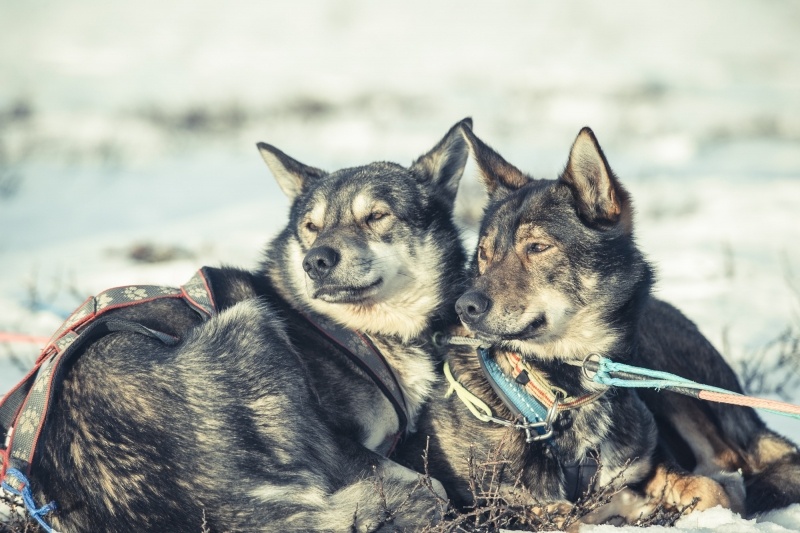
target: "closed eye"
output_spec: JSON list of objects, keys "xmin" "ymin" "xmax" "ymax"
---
[{"xmin": 366, "ymin": 212, "xmax": 389, "ymax": 223}]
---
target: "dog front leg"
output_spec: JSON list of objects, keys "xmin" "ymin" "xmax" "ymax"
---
[{"xmin": 320, "ymin": 458, "xmax": 448, "ymax": 533}]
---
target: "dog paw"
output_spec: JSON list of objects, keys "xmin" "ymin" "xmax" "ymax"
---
[
  {"xmin": 700, "ymin": 468, "xmax": 745, "ymax": 515},
  {"xmin": 667, "ymin": 473, "xmax": 736, "ymax": 512},
  {"xmin": 525, "ymin": 500, "xmax": 576, "ymax": 530},
  {"xmin": 579, "ymin": 488, "xmax": 654, "ymax": 527}
]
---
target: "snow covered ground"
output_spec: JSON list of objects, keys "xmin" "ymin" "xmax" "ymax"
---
[{"xmin": 1, "ymin": 1, "xmax": 800, "ymax": 531}]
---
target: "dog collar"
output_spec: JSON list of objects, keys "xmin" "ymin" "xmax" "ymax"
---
[
  {"xmin": 442, "ymin": 334, "xmax": 606, "ymax": 442},
  {"xmin": 443, "ymin": 352, "xmax": 602, "ymax": 501},
  {"xmin": 478, "ymin": 347, "xmax": 560, "ymax": 441},
  {"xmin": 501, "ymin": 351, "xmax": 606, "ymax": 412},
  {"xmin": 443, "ymin": 359, "xmax": 558, "ymax": 442},
  {"xmin": 479, "ymin": 348, "xmax": 606, "ymax": 438}
]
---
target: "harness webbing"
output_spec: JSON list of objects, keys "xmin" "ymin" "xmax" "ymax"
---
[
  {"xmin": 0, "ymin": 268, "xmax": 218, "ymax": 531},
  {"xmin": 0, "ymin": 269, "xmax": 217, "ymax": 484},
  {"xmin": 301, "ymin": 311, "xmax": 409, "ymax": 456}
]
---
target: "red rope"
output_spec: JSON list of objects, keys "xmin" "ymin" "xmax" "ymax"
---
[
  {"xmin": 0, "ymin": 332, "xmax": 50, "ymax": 345},
  {"xmin": 698, "ymin": 390, "xmax": 800, "ymax": 417}
]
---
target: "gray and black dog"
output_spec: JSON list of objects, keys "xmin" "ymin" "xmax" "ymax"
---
[
  {"xmin": 22, "ymin": 119, "xmax": 472, "ymax": 532},
  {"xmin": 399, "ymin": 125, "xmax": 800, "ymax": 524}
]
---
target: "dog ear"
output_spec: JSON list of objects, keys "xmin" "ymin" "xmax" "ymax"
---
[
  {"xmin": 410, "ymin": 118, "xmax": 472, "ymax": 206},
  {"xmin": 560, "ymin": 127, "xmax": 632, "ymax": 232},
  {"xmin": 256, "ymin": 143, "xmax": 328, "ymax": 199},
  {"xmin": 460, "ymin": 125, "xmax": 530, "ymax": 198}
]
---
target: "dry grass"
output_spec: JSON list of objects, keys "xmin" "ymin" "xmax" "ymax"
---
[
  {"xmin": 737, "ymin": 326, "xmax": 800, "ymax": 400},
  {"xmin": 412, "ymin": 441, "xmax": 693, "ymax": 532},
  {"xmin": 736, "ymin": 262, "xmax": 800, "ymax": 400},
  {"xmin": 0, "ymin": 432, "xmax": 711, "ymax": 533}
]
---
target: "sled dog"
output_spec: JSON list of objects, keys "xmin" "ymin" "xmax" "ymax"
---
[
  {"xmin": 10, "ymin": 120, "xmax": 472, "ymax": 532},
  {"xmin": 398, "ymin": 125, "xmax": 768, "ymax": 525}
]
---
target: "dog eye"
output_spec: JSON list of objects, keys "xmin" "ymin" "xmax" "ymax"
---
[
  {"xmin": 527, "ymin": 243, "xmax": 551, "ymax": 254},
  {"xmin": 366, "ymin": 212, "xmax": 388, "ymax": 223},
  {"xmin": 477, "ymin": 246, "xmax": 488, "ymax": 262},
  {"xmin": 305, "ymin": 221, "xmax": 319, "ymax": 233}
]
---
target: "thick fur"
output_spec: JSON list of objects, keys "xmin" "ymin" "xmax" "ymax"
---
[
  {"xmin": 397, "ymin": 126, "xmax": 758, "ymax": 523},
  {"xmin": 27, "ymin": 119, "xmax": 472, "ymax": 532},
  {"xmin": 637, "ymin": 298, "xmax": 800, "ymax": 514}
]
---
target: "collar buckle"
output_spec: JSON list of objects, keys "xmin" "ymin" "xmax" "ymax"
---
[{"xmin": 523, "ymin": 390, "xmax": 560, "ymax": 442}]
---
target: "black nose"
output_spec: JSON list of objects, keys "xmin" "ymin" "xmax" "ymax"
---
[
  {"xmin": 455, "ymin": 291, "xmax": 492, "ymax": 324},
  {"xmin": 303, "ymin": 247, "xmax": 340, "ymax": 280}
]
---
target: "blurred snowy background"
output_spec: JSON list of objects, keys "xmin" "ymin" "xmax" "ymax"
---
[{"xmin": 1, "ymin": 1, "xmax": 800, "ymax": 529}]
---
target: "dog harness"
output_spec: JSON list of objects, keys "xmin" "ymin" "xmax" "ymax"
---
[
  {"xmin": 298, "ymin": 310, "xmax": 409, "ymax": 456},
  {"xmin": 0, "ymin": 267, "xmax": 409, "ymax": 530},
  {"xmin": 0, "ymin": 268, "xmax": 218, "ymax": 532}
]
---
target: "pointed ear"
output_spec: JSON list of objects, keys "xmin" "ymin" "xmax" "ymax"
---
[
  {"xmin": 560, "ymin": 127, "xmax": 632, "ymax": 232},
  {"xmin": 256, "ymin": 142, "xmax": 327, "ymax": 199},
  {"xmin": 410, "ymin": 118, "xmax": 472, "ymax": 206},
  {"xmin": 460, "ymin": 125, "xmax": 530, "ymax": 198}
]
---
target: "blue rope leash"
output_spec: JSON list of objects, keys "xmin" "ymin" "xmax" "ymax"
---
[
  {"xmin": 595, "ymin": 358, "xmax": 735, "ymax": 394},
  {"xmin": 591, "ymin": 356, "xmax": 800, "ymax": 421},
  {"xmin": 1, "ymin": 469, "xmax": 58, "ymax": 533}
]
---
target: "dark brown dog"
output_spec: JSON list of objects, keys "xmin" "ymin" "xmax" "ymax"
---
[{"xmin": 399, "ymin": 125, "xmax": 799, "ymax": 525}]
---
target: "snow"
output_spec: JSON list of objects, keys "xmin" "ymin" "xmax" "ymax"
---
[
  {"xmin": 2, "ymin": 1, "xmax": 800, "ymax": 531},
  {"xmin": 577, "ymin": 505, "xmax": 800, "ymax": 533}
]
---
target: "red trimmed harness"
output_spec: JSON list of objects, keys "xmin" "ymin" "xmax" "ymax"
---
[
  {"xmin": 0, "ymin": 268, "xmax": 217, "ymax": 488},
  {"xmin": 0, "ymin": 267, "xmax": 409, "ymax": 524}
]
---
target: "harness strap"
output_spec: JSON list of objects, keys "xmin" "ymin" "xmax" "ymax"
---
[
  {"xmin": 301, "ymin": 311, "xmax": 409, "ymax": 456},
  {"xmin": 0, "ymin": 269, "xmax": 215, "ymax": 481},
  {"xmin": 562, "ymin": 453, "xmax": 600, "ymax": 502},
  {"xmin": 1, "ymin": 469, "xmax": 58, "ymax": 533},
  {"xmin": 1, "ymin": 264, "xmax": 412, "ymax": 532},
  {"xmin": 2, "ymin": 318, "xmax": 179, "ymax": 479}
]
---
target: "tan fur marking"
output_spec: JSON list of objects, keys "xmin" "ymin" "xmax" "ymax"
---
[
  {"xmin": 351, "ymin": 193, "xmax": 371, "ymax": 222},
  {"xmin": 514, "ymin": 223, "xmax": 553, "ymax": 244},
  {"xmin": 306, "ymin": 198, "xmax": 327, "ymax": 232},
  {"xmin": 476, "ymin": 230, "xmax": 497, "ymax": 274},
  {"xmin": 752, "ymin": 432, "xmax": 797, "ymax": 468},
  {"xmin": 287, "ymin": 235, "xmax": 446, "ymax": 340},
  {"xmin": 643, "ymin": 463, "xmax": 739, "ymax": 513},
  {"xmin": 509, "ymin": 305, "xmax": 619, "ymax": 368}
]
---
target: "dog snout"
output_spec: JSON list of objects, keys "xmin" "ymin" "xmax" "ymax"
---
[
  {"xmin": 455, "ymin": 291, "xmax": 492, "ymax": 325},
  {"xmin": 303, "ymin": 246, "xmax": 340, "ymax": 280}
]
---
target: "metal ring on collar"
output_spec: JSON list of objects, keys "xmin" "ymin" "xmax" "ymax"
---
[
  {"xmin": 431, "ymin": 331, "xmax": 447, "ymax": 348},
  {"xmin": 581, "ymin": 353, "xmax": 602, "ymax": 381}
]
